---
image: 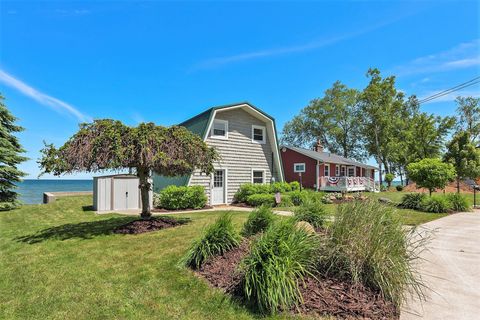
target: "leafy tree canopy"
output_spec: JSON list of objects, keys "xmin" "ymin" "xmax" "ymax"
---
[
  {"xmin": 443, "ymin": 130, "xmax": 480, "ymax": 193},
  {"xmin": 39, "ymin": 120, "xmax": 218, "ymax": 217},
  {"xmin": 406, "ymin": 158, "xmax": 456, "ymax": 196},
  {"xmin": 0, "ymin": 94, "xmax": 27, "ymax": 211},
  {"xmin": 282, "ymin": 81, "xmax": 367, "ymax": 161},
  {"xmin": 455, "ymin": 96, "xmax": 480, "ymax": 144}
]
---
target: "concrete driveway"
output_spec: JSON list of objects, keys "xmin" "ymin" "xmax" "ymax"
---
[{"xmin": 401, "ymin": 210, "xmax": 480, "ymax": 320}]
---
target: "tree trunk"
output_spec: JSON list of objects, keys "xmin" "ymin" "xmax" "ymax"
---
[
  {"xmin": 378, "ymin": 161, "xmax": 383, "ymax": 187},
  {"xmin": 457, "ymin": 178, "xmax": 460, "ymax": 194},
  {"xmin": 429, "ymin": 188, "xmax": 433, "ymax": 197},
  {"xmin": 138, "ymin": 167, "xmax": 152, "ymax": 219}
]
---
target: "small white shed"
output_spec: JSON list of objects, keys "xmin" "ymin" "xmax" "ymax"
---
[{"xmin": 93, "ymin": 174, "xmax": 152, "ymax": 212}]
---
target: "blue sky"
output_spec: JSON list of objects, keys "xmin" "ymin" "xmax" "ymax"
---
[{"xmin": 0, "ymin": 0, "xmax": 479, "ymax": 179}]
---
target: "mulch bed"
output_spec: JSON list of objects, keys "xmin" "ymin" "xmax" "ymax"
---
[
  {"xmin": 297, "ymin": 276, "xmax": 398, "ymax": 319},
  {"xmin": 113, "ymin": 217, "xmax": 190, "ymax": 234},
  {"xmin": 196, "ymin": 239, "xmax": 251, "ymax": 294},
  {"xmin": 195, "ymin": 236, "xmax": 398, "ymax": 319}
]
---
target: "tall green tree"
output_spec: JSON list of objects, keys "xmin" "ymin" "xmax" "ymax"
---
[
  {"xmin": 39, "ymin": 120, "xmax": 218, "ymax": 218},
  {"xmin": 358, "ymin": 68, "xmax": 407, "ymax": 185},
  {"xmin": 407, "ymin": 158, "xmax": 456, "ymax": 196},
  {"xmin": 455, "ymin": 96, "xmax": 480, "ymax": 144},
  {"xmin": 282, "ymin": 81, "xmax": 366, "ymax": 161},
  {"xmin": 443, "ymin": 131, "xmax": 480, "ymax": 193},
  {"xmin": 0, "ymin": 94, "xmax": 27, "ymax": 211}
]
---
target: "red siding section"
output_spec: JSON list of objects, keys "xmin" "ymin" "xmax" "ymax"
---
[{"xmin": 280, "ymin": 148, "xmax": 317, "ymax": 189}]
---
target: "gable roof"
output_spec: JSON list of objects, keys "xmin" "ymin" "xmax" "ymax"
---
[
  {"xmin": 178, "ymin": 101, "xmax": 275, "ymax": 139},
  {"xmin": 179, "ymin": 102, "xmax": 284, "ymax": 181},
  {"xmin": 283, "ymin": 145, "xmax": 379, "ymax": 170}
]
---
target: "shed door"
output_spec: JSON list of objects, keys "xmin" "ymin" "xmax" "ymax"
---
[
  {"xmin": 113, "ymin": 179, "xmax": 139, "ymax": 210},
  {"xmin": 211, "ymin": 170, "xmax": 225, "ymax": 205}
]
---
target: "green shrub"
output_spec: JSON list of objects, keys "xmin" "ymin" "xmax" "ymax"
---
[
  {"xmin": 235, "ymin": 183, "xmax": 271, "ymax": 203},
  {"xmin": 321, "ymin": 200, "xmax": 425, "ymax": 308},
  {"xmin": 182, "ymin": 213, "xmax": 241, "ymax": 269},
  {"xmin": 289, "ymin": 181, "xmax": 301, "ymax": 191},
  {"xmin": 293, "ymin": 200, "xmax": 327, "ymax": 229},
  {"xmin": 396, "ymin": 185, "xmax": 404, "ymax": 191},
  {"xmin": 288, "ymin": 190, "xmax": 306, "ymax": 206},
  {"xmin": 156, "ymin": 185, "xmax": 207, "ymax": 210},
  {"xmin": 400, "ymin": 193, "xmax": 426, "ymax": 210},
  {"xmin": 246, "ymin": 194, "xmax": 276, "ymax": 207},
  {"xmin": 241, "ymin": 219, "xmax": 320, "ymax": 314},
  {"xmin": 278, "ymin": 194, "xmax": 293, "ymax": 207},
  {"xmin": 380, "ymin": 184, "xmax": 387, "ymax": 192},
  {"xmin": 241, "ymin": 206, "xmax": 275, "ymax": 237},
  {"xmin": 446, "ymin": 193, "xmax": 471, "ymax": 212},
  {"xmin": 271, "ymin": 182, "xmax": 292, "ymax": 193},
  {"xmin": 321, "ymin": 194, "xmax": 333, "ymax": 204},
  {"xmin": 421, "ymin": 196, "xmax": 450, "ymax": 213}
]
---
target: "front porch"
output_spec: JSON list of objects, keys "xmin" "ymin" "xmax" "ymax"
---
[{"xmin": 318, "ymin": 176, "xmax": 380, "ymax": 192}]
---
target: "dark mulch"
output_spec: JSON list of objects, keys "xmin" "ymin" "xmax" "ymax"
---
[
  {"xmin": 196, "ymin": 239, "xmax": 251, "ymax": 294},
  {"xmin": 195, "ymin": 233, "xmax": 398, "ymax": 319},
  {"xmin": 152, "ymin": 206, "xmax": 213, "ymax": 213},
  {"xmin": 113, "ymin": 217, "xmax": 190, "ymax": 234},
  {"xmin": 297, "ymin": 276, "xmax": 398, "ymax": 319}
]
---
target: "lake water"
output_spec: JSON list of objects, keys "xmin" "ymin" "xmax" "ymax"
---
[{"xmin": 16, "ymin": 180, "xmax": 93, "ymax": 204}]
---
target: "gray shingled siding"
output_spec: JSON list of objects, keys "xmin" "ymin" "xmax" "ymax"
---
[{"xmin": 189, "ymin": 108, "xmax": 277, "ymax": 204}]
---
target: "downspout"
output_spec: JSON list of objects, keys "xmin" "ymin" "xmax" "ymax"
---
[{"xmin": 316, "ymin": 160, "xmax": 319, "ymax": 191}]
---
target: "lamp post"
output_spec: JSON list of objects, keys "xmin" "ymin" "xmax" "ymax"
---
[{"xmin": 299, "ymin": 172, "xmax": 303, "ymax": 192}]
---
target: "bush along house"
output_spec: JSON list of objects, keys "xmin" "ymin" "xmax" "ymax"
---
[
  {"xmin": 153, "ymin": 102, "xmax": 284, "ymax": 205},
  {"xmin": 280, "ymin": 141, "xmax": 379, "ymax": 192}
]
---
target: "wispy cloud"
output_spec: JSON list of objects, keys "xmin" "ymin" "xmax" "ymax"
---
[
  {"xmin": 392, "ymin": 39, "xmax": 480, "ymax": 76},
  {"xmin": 193, "ymin": 17, "xmax": 405, "ymax": 70},
  {"xmin": 0, "ymin": 69, "xmax": 91, "ymax": 122}
]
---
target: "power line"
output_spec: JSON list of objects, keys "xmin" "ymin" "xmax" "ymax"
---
[{"xmin": 418, "ymin": 76, "xmax": 480, "ymax": 104}]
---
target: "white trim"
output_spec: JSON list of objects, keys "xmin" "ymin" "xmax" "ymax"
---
[
  {"xmin": 202, "ymin": 103, "xmax": 284, "ymax": 182},
  {"xmin": 210, "ymin": 119, "xmax": 228, "ymax": 140},
  {"xmin": 251, "ymin": 168, "xmax": 266, "ymax": 184},
  {"xmin": 324, "ymin": 163, "xmax": 330, "ymax": 177},
  {"xmin": 210, "ymin": 168, "xmax": 228, "ymax": 205},
  {"xmin": 251, "ymin": 125, "xmax": 266, "ymax": 144},
  {"xmin": 293, "ymin": 162, "xmax": 306, "ymax": 173}
]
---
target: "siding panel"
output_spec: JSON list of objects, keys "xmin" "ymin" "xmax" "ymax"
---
[{"xmin": 189, "ymin": 108, "xmax": 277, "ymax": 203}]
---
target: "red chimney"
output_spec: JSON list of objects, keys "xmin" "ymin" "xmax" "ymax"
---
[{"xmin": 314, "ymin": 139, "xmax": 323, "ymax": 153}]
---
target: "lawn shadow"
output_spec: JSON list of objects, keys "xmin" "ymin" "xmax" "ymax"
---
[
  {"xmin": 14, "ymin": 216, "xmax": 137, "ymax": 244},
  {"xmin": 82, "ymin": 205, "xmax": 94, "ymax": 212}
]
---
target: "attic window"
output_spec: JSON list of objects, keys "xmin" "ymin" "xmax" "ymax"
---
[
  {"xmin": 211, "ymin": 119, "xmax": 228, "ymax": 139},
  {"xmin": 252, "ymin": 125, "xmax": 266, "ymax": 144}
]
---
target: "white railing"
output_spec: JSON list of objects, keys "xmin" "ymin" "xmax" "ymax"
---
[{"xmin": 318, "ymin": 177, "xmax": 379, "ymax": 192}]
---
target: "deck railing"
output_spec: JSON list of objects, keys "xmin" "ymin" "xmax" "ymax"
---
[{"xmin": 318, "ymin": 177, "xmax": 379, "ymax": 192}]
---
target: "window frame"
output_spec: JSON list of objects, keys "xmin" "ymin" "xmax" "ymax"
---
[
  {"xmin": 340, "ymin": 165, "xmax": 346, "ymax": 177},
  {"xmin": 293, "ymin": 163, "xmax": 306, "ymax": 173},
  {"xmin": 324, "ymin": 163, "xmax": 330, "ymax": 177},
  {"xmin": 348, "ymin": 166, "xmax": 356, "ymax": 177},
  {"xmin": 210, "ymin": 119, "xmax": 228, "ymax": 140},
  {"xmin": 251, "ymin": 125, "xmax": 266, "ymax": 144},
  {"xmin": 335, "ymin": 164, "xmax": 340, "ymax": 177},
  {"xmin": 251, "ymin": 169, "xmax": 266, "ymax": 184}
]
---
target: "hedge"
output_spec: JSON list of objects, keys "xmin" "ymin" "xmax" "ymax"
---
[{"xmin": 155, "ymin": 185, "xmax": 207, "ymax": 210}]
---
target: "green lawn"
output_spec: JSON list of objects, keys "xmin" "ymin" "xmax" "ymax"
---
[{"xmin": 1, "ymin": 196, "xmax": 311, "ymax": 320}]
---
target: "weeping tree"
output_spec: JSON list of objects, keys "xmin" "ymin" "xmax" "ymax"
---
[
  {"xmin": 0, "ymin": 94, "xmax": 27, "ymax": 210},
  {"xmin": 39, "ymin": 120, "xmax": 218, "ymax": 218}
]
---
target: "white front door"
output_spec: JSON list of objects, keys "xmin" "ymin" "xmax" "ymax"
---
[{"xmin": 211, "ymin": 169, "xmax": 226, "ymax": 205}]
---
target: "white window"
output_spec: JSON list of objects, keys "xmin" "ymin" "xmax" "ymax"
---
[
  {"xmin": 294, "ymin": 163, "xmax": 305, "ymax": 173},
  {"xmin": 335, "ymin": 165, "xmax": 340, "ymax": 177},
  {"xmin": 211, "ymin": 119, "xmax": 228, "ymax": 139},
  {"xmin": 341, "ymin": 166, "xmax": 346, "ymax": 177},
  {"xmin": 252, "ymin": 170, "xmax": 265, "ymax": 184},
  {"xmin": 348, "ymin": 167, "xmax": 355, "ymax": 177},
  {"xmin": 324, "ymin": 163, "xmax": 330, "ymax": 177},
  {"xmin": 252, "ymin": 125, "xmax": 266, "ymax": 144}
]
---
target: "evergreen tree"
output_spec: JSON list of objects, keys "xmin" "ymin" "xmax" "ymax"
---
[{"xmin": 0, "ymin": 94, "xmax": 27, "ymax": 210}]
